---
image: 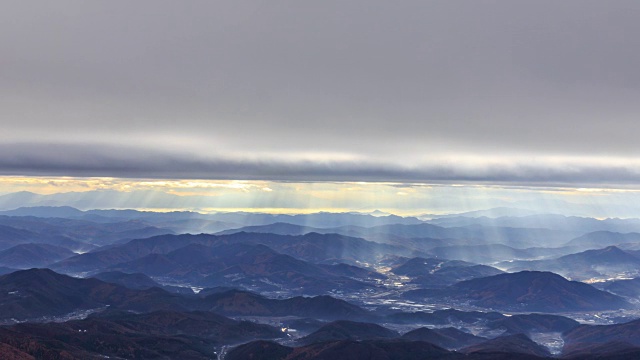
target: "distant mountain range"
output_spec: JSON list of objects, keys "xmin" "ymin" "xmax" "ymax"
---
[
  {"xmin": 565, "ymin": 231, "xmax": 640, "ymax": 250},
  {"xmin": 428, "ymin": 213, "xmax": 640, "ymax": 234},
  {"xmin": 51, "ymin": 232, "xmax": 418, "ymax": 274},
  {"xmin": 0, "ymin": 202, "xmax": 423, "ymax": 227},
  {"xmin": 426, "ymin": 207, "xmax": 543, "ymax": 219},
  {"xmin": 6, "ymin": 205, "xmax": 640, "ymax": 259},
  {"xmin": 218, "ymin": 221, "xmax": 585, "ymax": 253},
  {"xmin": 0, "ymin": 214, "xmax": 172, "ymax": 250}
]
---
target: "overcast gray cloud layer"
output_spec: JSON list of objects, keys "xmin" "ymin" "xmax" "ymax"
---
[
  {"xmin": 2, "ymin": 1, "xmax": 640, "ymax": 184},
  {"xmin": 2, "ymin": 143, "xmax": 640, "ymax": 188}
]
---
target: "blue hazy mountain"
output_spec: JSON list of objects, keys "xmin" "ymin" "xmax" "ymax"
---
[
  {"xmin": 0, "ymin": 201, "xmax": 423, "ymax": 227},
  {"xmin": 0, "ymin": 243, "xmax": 76, "ymax": 268},
  {"xmin": 565, "ymin": 230, "xmax": 640, "ymax": 250},
  {"xmin": 501, "ymin": 246, "xmax": 640, "ymax": 280},
  {"xmin": 429, "ymin": 213, "xmax": 640, "ymax": 234},
  {"xmin": 0, "ymin": 214, "xmax": 173, "ymax": 247},
  {"xmin": 603, "ymin": 277, "xmax": 640, "ymax": 298},
  {"xmin": 51, "ymin": 232, "xmax": 421, "ymax": 274},
  {"xmin": 107, "ymin": 242, "xmax": 380, "ymax": 294},
  {"xmin": 405, "ymin": 271, "xmax": 630, "ymax": 312},
  {"xmin": 220, "ymin": 221, "xmax": 579, "ymax": 250}
]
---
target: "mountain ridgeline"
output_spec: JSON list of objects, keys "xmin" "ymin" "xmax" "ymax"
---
[{"xmin": 0, "ymin": 204, "xmax": 637, "ymax": 358}]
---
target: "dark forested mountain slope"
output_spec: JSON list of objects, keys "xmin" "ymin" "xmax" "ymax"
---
[
  {"xmin": 0, "ymin": 269, "xmax": 374, "ymax": 322},
  {"xmin": 298, "ymin": 320, "xmax": 398, "ymax": 345},
  {"xmin": 0, "ymin": 243, "xmax": 75, "ymax": 268},
  {"xmin": 461, "ymin": 333, "xmax": 551, "ymax": 357},
  {"xmin": 401, "ymin": 327, "xmax": 486, "ymax": 349},
  {"xmin": 0, "ymin": 309, "xmax": 284, "ymax": 360}
]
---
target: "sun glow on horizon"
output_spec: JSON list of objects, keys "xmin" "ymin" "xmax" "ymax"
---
[{"xmin": 1, "ymin": 175, "xmax": 640, "ymax": 218}]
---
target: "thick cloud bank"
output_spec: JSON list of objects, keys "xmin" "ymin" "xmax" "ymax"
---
[{"xmin": 2, "ymin": 1, "xmax": 639, "ymax": 185}]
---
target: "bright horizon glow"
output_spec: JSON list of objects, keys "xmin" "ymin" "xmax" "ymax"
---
[{"xmin": 2, "ymin": 176, "xmax": 640, "ymax": 219}]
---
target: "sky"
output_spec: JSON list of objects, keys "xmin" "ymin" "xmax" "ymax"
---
[{"xmin": 2, "ymin": 1, "xmax": 640, "ymax": 214}]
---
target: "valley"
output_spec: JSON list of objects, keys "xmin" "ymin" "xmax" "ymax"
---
[{"xmin": 0, "ymin": 205, "xmax": 639, "ymax": 358}]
